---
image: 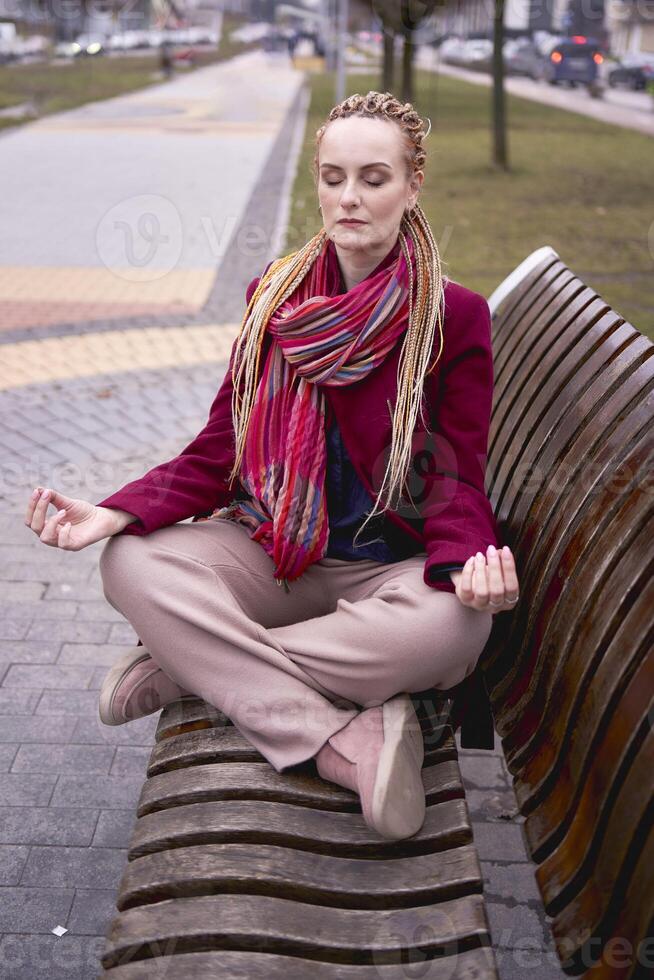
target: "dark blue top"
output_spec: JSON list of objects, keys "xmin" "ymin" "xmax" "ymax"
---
[{"xmin": 324, "ymin": 405, "xmax": 464, "ymax": 579}]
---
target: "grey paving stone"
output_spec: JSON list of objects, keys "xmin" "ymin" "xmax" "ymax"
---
[
  {"xmin": 20, "ymin": 846, "xmax": 128, "ymax": 890},
  {"xmin": 72, "ymin": 714, "xmax": 158, "ymax": 746},
  {"xmin": 0, "ymin": 582, "xmax": 46, "ymax": 601},
  {"xmin": 92, "ymin": 809, "xmax": 138, "ymax": 848},
  {"xmin": 488, "ymin": 901, "xmax": 548, "ymax": 949},
  {"xmin": 109, "ymin": 746, "xmax": 152, "ymax": 777},
  {"xmin": 0, "ymin": 807, "xmax": 99, "ymax": 846},
  {"xmin": 3, "ymin": 773, "xmax": 57, "ymax": 806},
  {"xmin": 107, "ymin": 622, "xmax": 139, "ymax": 645},
  {"xmin": 4, "ymin": 561, "xmax": 91, "ymax": 583},
  {"xmin": 0, "ymin": 933, "xmax": 107, "ymax": 978},
  {"xmin": 0, "ymin": 640, "xmax": 62, "ymax": 664},
  {"xmin": 0, "ymin": 544, "xmax": 69, "ymax": 565},
  {"xmin": 459, "ymin": 752, "xmax": 511, "ymax": 790},
  {"xmin": 11, "ymin": 743, "xmax": 116, "ymax": 775},
  {"xmin": 26, "ymin": 621, "xmax": 110, "ymax": 645},
  {"xmin": 2, "ymin": 664, "xmax": 95, "ymax": 690},
  {"xmin": 0, "ymin": 689, "xmax": 42, "ymax": 715},
  {"xmin": 35, "ymin": 690, "xmax": 100, "ymax": 716},
  {"xmin": 481, "ymin": 861, "xmax": 543, "ymax": 904},
  {"xmin": 74, "ymin": 602, "xmax": 125, "ymax": 623},
  {"xmin": 0, "ymin": 715, "xmax": 77, "ymax": 743},
  {"xmin": 0, "ymin": 886, "xmax": 74, "ymax": 934},
  {"xmin": 0, "ymin": 621, "xmax": 30, "ymax": 640},
  {"xmin": 0, "ymin": 600, "xmax": 78, "ymax": 621},
  {"xmin": 465, "ymin": 787, "xmax": 523, "ymax": 822},
  {"xmin": 0, "ymin": 744, "xmax": 18, "ymax": 771},
  {"xmin": 67, "ymin": 889, "xmax": 117, "ymax": 936},
  {"xmin": 471, "ymin": 822, "xmax": 530, "ymax": 862},
  {"xmin": 44, "ymin": 582, "xmax": 104, "ymax": 602},
  {"xmin": 50, "ymin": 774, "xmax": 144, "ymax": 809},
  {"xmin": 494, "ymin": 943, "xmax": 569, "ymax": 979},
  {"xmin": 0, "ymin": 845, "xmax": 30, "ymax": 885},
  {"xmin": 57, "ymin": 643, "xmax": 131, "ymax": 667}
]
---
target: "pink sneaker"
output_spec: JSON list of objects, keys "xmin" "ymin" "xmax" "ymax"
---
[
  {"xmin": 315, "ymin": 693, "xmax": 425, "ymax": 840},
  {"xmin": 98, "ymin": 645, "xmax": 194, "ymax": 726}
]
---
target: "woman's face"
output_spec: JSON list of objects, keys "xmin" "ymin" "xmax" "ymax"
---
[{"xmin": 317, "ymin": 116, "xmax": 423, "ymax": 260}]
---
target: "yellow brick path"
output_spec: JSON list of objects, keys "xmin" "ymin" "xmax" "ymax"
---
[{"xmin": 0, "ymin": 323, "xmax": 240, "ymax": 390}]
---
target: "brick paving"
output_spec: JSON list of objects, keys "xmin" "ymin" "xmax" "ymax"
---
[{"xmin": 0, "ymin": 49, "xmax": 566, "ymax": 979}]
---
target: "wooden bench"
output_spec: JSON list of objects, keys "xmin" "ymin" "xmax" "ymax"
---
[{"xmin": 100, "ymin": 246, "xmax": 653, "ymax": 978}]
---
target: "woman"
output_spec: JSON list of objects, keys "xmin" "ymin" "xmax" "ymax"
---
[{"xmin": 23, "ymin": 91, "xmax": 519, "ymax": 841}]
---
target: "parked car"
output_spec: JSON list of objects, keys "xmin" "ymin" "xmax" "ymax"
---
[
  {"xmin": 503, "ymin": 37, "xmax": 542, "ymax": 79},
  {"xmin": 58, "ymin": 34, "xmax": 105, "ymax": 57},
  {"xmin": 539, "ymin": 36, "xmax": 603, "ymax": 87},
  {"xmin": 608, "ymin": 54, "xmax": 654, "ymax": 90}
]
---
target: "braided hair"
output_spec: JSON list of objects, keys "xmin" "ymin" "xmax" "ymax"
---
[{"xmin": 228, "ymin": 90, "xmax": 448, "ymax": 546}]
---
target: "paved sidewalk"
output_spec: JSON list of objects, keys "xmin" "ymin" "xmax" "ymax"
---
[{"xmin": 0, "ymin": 51, "xmax": 566, "ymax": 980}]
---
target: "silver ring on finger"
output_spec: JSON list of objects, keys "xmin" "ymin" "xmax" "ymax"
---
[
  {"xmin": 488, "ymin": 598, "xmax": 504, "ymax": 607},
  {"xmin": 507, "ymin": 594, "xmax": 520, "ymax": 603}
]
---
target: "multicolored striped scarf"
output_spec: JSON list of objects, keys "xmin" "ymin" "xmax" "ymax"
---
[{"xmin": 203, "ymin": 234, "xmax": 416, "ymax": 590}]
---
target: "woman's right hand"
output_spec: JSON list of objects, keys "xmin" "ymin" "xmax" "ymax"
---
[{"xmin": 25, "ymin": 487, "xmax": 137, "ymax": 551}]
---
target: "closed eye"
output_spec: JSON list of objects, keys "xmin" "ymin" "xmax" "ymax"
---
[{"xmin": 324, "ymin": 179, "xmax": 384, "ymax": 187}]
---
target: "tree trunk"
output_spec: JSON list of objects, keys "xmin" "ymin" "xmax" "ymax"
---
[
  {"xmin": 382, "ymin": 30, "xmax": 394, "ymax": 91},
  {"xmin": 492, "ymin": 0, "xmax": 509, "ymax": 170},
  {"xmin": 401, "ymin": 33, "xmax": 414, "ymax": 103}
]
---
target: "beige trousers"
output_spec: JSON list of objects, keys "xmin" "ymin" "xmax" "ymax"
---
[{"xmin": 99, "ymin": 518, "xmax": 493, "ymax": 772}]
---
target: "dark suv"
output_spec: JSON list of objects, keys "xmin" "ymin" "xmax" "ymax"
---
[{"xmin": 540, "ymin": 36, "xmax": 603, "ymax": 88}]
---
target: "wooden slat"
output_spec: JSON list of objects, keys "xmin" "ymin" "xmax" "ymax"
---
[
  {"xmin": 486, "ymin": 254, "xmax": 654, "ymax": 980},
  {"xmin": 147, "ymin": 719, "xmax": 457, "ymax": 778},
  {"xmin": 569, "ymin": 817, "xmax": 654, "ymax": 980},
  {"xmin": 514, "ymin": 570, "xmax": 654, "ymax": 828},
  {"xmin": 101, "ymin": 945, "xmax": 498, "ymax": 978},
  {"xmin": 128, "ymin": 796, "xmax": 475, "ymax": 861},
  {"xmin": 101, "ymin": 892, "xmax": 494, "ymax": 971},
  {"xmin": 156, "ymin": 697, "xmax": 230, "ymax": 741},
  {"xmin": 499, "ymin": 481, "xmax": 653, "ymax": 759},
  {"xmin": 117, "ymin": 840, "xmax": 483, "ymax": 911},
  {"xmin": 536, "ymin": 669, "xmax": 653, "ymax": 914},
  {"xmin": 136, "ymin": 758, "xmax": 465, "ymax": 819},
  {"xmin": 491, "ymin": 255, "xmax": 569, "ymax": 359},
  {"xmin": 487, "ymin": 432, "xmax": 653, "ymax": 751}
]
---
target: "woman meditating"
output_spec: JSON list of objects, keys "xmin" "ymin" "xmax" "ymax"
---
[{"xmin": 24, "ymin": 91, "xmax": 519, "ymax": 841}]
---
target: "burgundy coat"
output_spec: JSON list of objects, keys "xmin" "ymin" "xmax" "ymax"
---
[{"xmin": 95, "ymin": 251, "xmax": 501, "ymax": 595}]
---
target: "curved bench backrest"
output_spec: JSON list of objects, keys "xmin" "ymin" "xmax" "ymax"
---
[{"xmin": 484, "ymin": 247, "xmax": 654, "ymax": 978}]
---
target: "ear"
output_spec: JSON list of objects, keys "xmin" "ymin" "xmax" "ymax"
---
[{"xmin": 409, "ymin": 170, "xmax": 425, "ymax": 208}]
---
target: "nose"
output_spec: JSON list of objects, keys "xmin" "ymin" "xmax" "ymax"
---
[{"xmin": 339, "ymin": 180, "xmax": 361, "ymax": 209}]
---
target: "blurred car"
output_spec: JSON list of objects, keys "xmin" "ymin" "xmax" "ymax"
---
[
  {"xmin": 503, "ymin": 37, "xmax": 542, "ymax": 78},
  {"xmin": 539, "ymin": 35, "xmax": 603, "ymax": 86},
  {"xmin": 438, "ymin": 36, "xmax": 472, "ymax": 66},
  {"xmin": 63, "ymin": 34, "xmax": 106, "ymax": 57},
  {"xmin": 607, "ymin": 54, "xmax": 654, "ymax": 90},
  {"xmin": 465, "ymin": 38, "xmax": 493, "ymax": 70}
]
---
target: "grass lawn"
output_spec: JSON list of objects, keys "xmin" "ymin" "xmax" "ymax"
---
[
  {"xmin": 287, "ymin": 69, "xmax": 654, "ymax": 339},
  {"xmin": 0, "ymin": 14, "xmax": 254, "ymax": 134}
]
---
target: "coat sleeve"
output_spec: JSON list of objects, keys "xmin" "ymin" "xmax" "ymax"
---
[
  {"xmin": 421, "ymin": 291, "xmax": 501, "ymax": 592},
  {"xmin": 94, "ymin": 272, "xmax": 265, "ymax": 535}
]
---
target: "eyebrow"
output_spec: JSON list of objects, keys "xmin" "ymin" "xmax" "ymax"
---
[{"xmin": 319, "ymin": 162, "xmax": 392, "ymax": 171}]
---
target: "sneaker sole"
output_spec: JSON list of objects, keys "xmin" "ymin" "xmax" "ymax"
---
[
  {"xmin": 371, "ymin": 694, "xmax": 426, "ymax": 839},
  {"xmin": 98, "ymin": 646, "xmax": 159, "ymax": 726}
]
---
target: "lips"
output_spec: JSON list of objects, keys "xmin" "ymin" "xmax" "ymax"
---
[{"xmin": 338, "ymin": 220, "xmax": 366, "ymax": 225}]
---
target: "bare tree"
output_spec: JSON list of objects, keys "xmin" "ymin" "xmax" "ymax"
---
[
  {"xmin": 491, "ymin": 0, "xmax": 509, "ymax": 170},
  {"xmin": 374, "ymin": 0, "xmax": 440, "ymax": 102}
]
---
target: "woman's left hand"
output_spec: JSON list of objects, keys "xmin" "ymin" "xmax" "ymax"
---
[{"xmin": 450, "ymin": 544, "xmax": 519, "ymax": 614}]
